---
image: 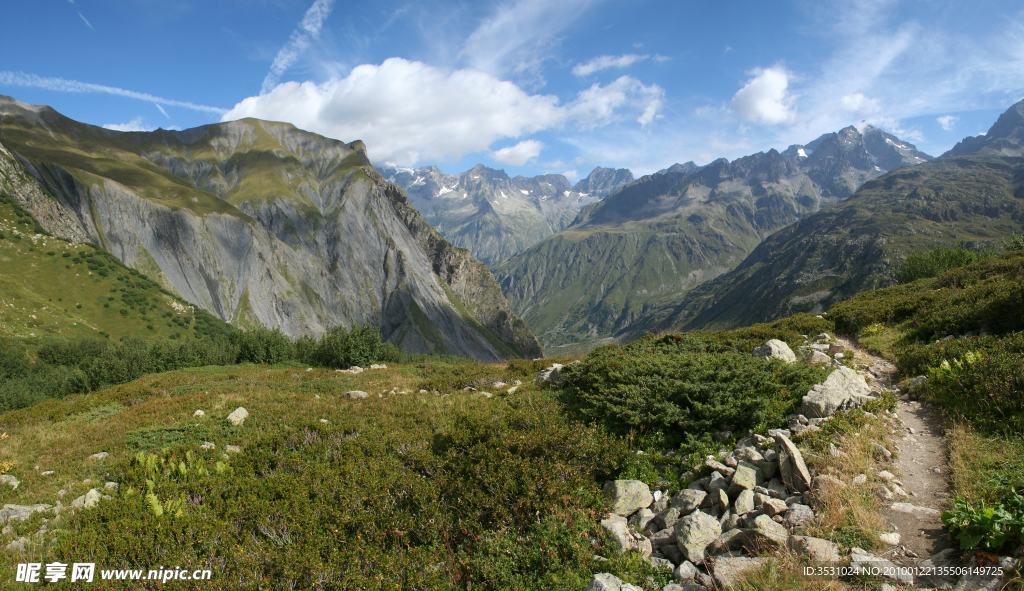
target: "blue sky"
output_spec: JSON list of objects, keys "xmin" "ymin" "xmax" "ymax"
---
[{"xmin": 2, "ymin": 0, "xmax": 1023, "ymax": 179}]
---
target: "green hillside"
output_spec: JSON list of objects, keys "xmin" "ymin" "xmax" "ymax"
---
[
  {"xmin": 625, "ymin": 154, "xmax": 1024, "ymax": 339},
  {"xmin": 0, "ymin": 192, "xmax": 229, "ymax": 343}
]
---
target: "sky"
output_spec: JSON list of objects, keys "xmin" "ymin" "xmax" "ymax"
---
[{"xmin": 2, "ymin": 0, "xmax": 1023, "ymax": 179}]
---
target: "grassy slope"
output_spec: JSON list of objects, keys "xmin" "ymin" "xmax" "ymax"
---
[{"xmin": 0, "ymin": 194, "xmax": 229, "ymax": 343}]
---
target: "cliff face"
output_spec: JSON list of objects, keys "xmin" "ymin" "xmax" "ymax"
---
[{"xmin": 0, "ymin": 95, "xmax": 540, "ymax": 360}]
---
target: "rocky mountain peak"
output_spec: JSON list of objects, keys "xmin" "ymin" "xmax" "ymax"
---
[
  {"xmin": 573, "ymin": 166, "xmax": 635, "ymax": 197},
  {"xmin": 942, "ymin": 99, "xmax": 1024, "ymax": 158}
]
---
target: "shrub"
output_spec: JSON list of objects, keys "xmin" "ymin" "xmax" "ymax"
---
[
  {"xmin": 1004, "ymin": 233, "xmax": 1024, "ymax": 252},
  {"xmin": 311, "ymin": 325, "xmax": 386, "ymax": 368},
  {"xmin": 559, "ymin": 333, "xmax": 831, "ymax": 452},
  {"xmin": 896, "ymin": 245, "xmax": 994, "ymax": 283},
  {"xmin": 230, "ymin": 326, "xmax": 294, "ymax": 365}
]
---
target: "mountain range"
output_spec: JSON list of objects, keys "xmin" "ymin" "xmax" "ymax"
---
[
  {"xmin": 380, "ymin": 163, "xmax": 634, "ymax": 266},
  {"xmin": 0, "ymin": 95, "xmax": 540, "ymax": 360},
  {"xmin": 619, "ymin": 99, "xmax": 1024, "ymax": 340},
  {"xmin": 492, "ymin": 123, "xmax": 933, "ymax": 351}
]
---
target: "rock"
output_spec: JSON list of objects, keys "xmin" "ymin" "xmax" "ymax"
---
[
  {"xmin": 713, "ymin": 430, "xmax": 733, "ymax": 443},
  {"xmin": 706, "ymin": 459, "xmax": 735, "ymax": 478},
  {"xmin": 759, "ymin": 461, "xmax": 779, "ymax": 480},
  {"xmin": 812, "ymin": 333, "xmax": 831, "ymax": 344},
  {"xmin": 711, "ymin": 552, "xmax": 767, "ymax": 588},
  {"xmin": 773, "ymin": 433, "xmax": 812, "ymax": 493},
  {"xmin": 104, "ymin": 482, "xmax": 118, "ymax": 491},
  {"xmin": 850, "ymin": 547, "xmax": 914, "ymax": 584},
  {"xmin": 852, "ymin": 473, "xmax": 867, "ymax": 485},
  {"xmin": 0, "ymin": 504, "xmax": 52, "ymax": 525},
  {"xmin": 740, "ymin": 515, "xmax": 789, "ymax": 553},
  {"xmin": 952, "ymin": 554, "xmax": 1009, "ymax": 591},
  {"xmin": 707, "ymin": 472, "xmax": 730, "ymax": 496},
  {"xmin": 734, "ymin": 490, "xmax": 755, "ymax": 515},
  {"xmin": 728, "ymin": 462, "xmax": 760, "ymax": 496},
  {"xmin": 226, "ymin": 407, "xmax": 249, "ymax": 425},
  {"xmin": 784, "ymin": 504, "xmax": 815, "ymax": 530},
  {"xmin": 674, "ymin": 510, "xmax": 722, "ymax": 563},
  {"xmin": 604, "ymin": 480, "xmax": 654, "ymax": 516},
  {"xmin": 628, "ymin": 508, "xmax": 656, "ymax": 532},
  {"xmin": 7, "ymin": 536, "xmax": 28, "ymax": 551},
  {"xmin": 369, "ymin": 364, "xmax": 387, "ymax": 370},
  {"xmin": 200, "ymin": 441, "xmax": 216, "ymax": 450},
  {"xmin": 879, "ymin": 532, "xmax": 901, "ymax": 545},
  {"xmin": 890, "ymin": 502, "xmax": 941, "ymax": 518},
  {"xmin": 225, "ymin": 445, "xmax": 242, "ymax": 454},
  {"xmin": 193, "ymin": 410, "xmax": 205, "ymax": 417},
  {"xmin": 801, "ymin": 367, "xmax": 872, "ymax": 418},
  {"xmin": 803, "ymin": 350, "xmax": 832, "ymax": 365},
  {"xmin": 908, "ymin": 375, "xmax": 928, "ymax": 396},
  {"xmin": 600, "ymin": 514, "xmax": 652, "ymax": 558},
  {"xmin": 753, "ymin": 339, "xmax": 797, "ymax": 363},
  {"xmin": 827, "ymin": 344, "xmax": 846, "ymax": 356},
  {"xmin": 620, "ymin": 585, "xmax": 643, "ymax": 591},
  {"xmin": 653, "ymin": 507, "xmax": 683, "ymax": 531},
  {"xmin": 709, "ymin": 528, "xmax": 745, "ymax": 555},
  {"xmin": 762, "ymin": 498, "xmax": 788, "ymax": 517},
  {"xmin": 0, "ymin": 475, "xmax": 19, "ymax": 490},
  {"xmin": 586, "ymin": 573, "xmax": 623, "ymax": 591},
  {"xmin": 88, "ymin": 452, "xmax": 110, "ymax": 461},
  {"xmin": 535, "ymin": 364, "xmax": 565, "ymax": 384},
  {"xmin": 915, "ymin": 548, "xmax": 959, "ymax": 589},
  {"xmin": 648, "ymin": 556, "xmax": 674, "ymax": 570},
  {"xmin": 506, "ymin": 385, "xmax": 518, "ymax": 394},
  {"xmin": 649, "ymin": 493, "xmax": 670, "ymax": 515},
  {"xmin": 783, "ymin": 495, "xmax": 803, "ymax": 506},
  {"xmin": 343, "ymin": 391, "xmax": 369, "ymax": 400},
  {"xmin": 788, "ymin": 536, "xmax": 840, "ymax": 563},
  {"xmin": 872, "ymin": 443, "xmax": 893, "ymax": 459},
  {"xmin": 40, "ymin": 471, "xmax": 53, "ymax": 476},
  {"xmin": 674, "ymin": 561, "xmax": 698, "ymax": 583}
]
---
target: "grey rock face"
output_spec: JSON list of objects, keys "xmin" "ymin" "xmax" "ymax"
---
[
  {"xmin": 784, "ymin": 504, "xmax": 815, "ymax": 530},
  {"xmin": 604, "ymin": 480, "xmax": 654, "ymax": 517},
  {"xmin": 226, "ymin": 407, "xmax": 249, "ymax": 426},
  {"xmin": 801, "ymin": 366, "xmax": 873, "ymax": 418},
  {"xmin": 752, "ymin": 339, "xmax": 796, "ymax": 363},
  {"xmin": 914, "ymin": 548, "xmax": 958, "ymax": 589},
  {"xmin": 674, "ymin": 511, "xmax": 722, "ymax": 563}
]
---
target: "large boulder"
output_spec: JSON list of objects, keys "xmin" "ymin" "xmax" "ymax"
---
[
  {"xmin": 801, "ymin": 367, "xmax": 872, "ymax": 418},
  {"xmin": 788, "ymin": 536, "xmax": 840, "ymax": 563},
  {"xmin": 535, "ymin": 363, "xmax": 565, "ymax": 384},
  {"xmin": 674, "ymin": 511, "xmax": 722, "ymax": 563},
  {"xmin": 603, "ymin": 480, "xmax": 654, "ymax": 516},
  {"xmin": 586, "ymin": 573, "xmax": 623, "ymax": 591},
  {"xmin": 753, "ymin": 340, "xmax": 796, "ymax": 363},
  {"xmin": 728, "ymin": 462, "xmax": 761, "ymax": 496},
  {"xmin": 773, "ymin": 433, "xmax": 812, "ymax": 493},
  {"xmin": 226, "ymin": 407, "xmax": 249, "ymax": 426},
  {"xmin": 739, "ymin": 515, "xmax": 789, "ymax": 554}
]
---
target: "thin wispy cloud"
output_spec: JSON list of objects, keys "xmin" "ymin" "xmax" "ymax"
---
[
  {"xmin": 78, "ymin": 12, "xmax": 93, "ymax": 29},
  {"xmin": 572, "ymin": 54, "xmax": 648, "ymax": 77},
  {"xmin": 937, "ymin": 115, "xmax": 958, "ymax": 130},
  {"xmin": 154, "ymin": 103, "xmax": 169, "ymax": 118},
  {"xmin": 261, "ymin": 0, "xmax": 337, "ymax": 94},
  {"xmin": 0, "ymin": 71, "xmax": 226, "ymax": 114}
]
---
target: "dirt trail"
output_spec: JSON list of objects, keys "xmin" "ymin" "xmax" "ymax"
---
[{"xmin": 837, "ymin": 337, "xmax": 950, "ymax": 564}]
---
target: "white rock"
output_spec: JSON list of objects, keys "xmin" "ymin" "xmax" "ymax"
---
[
  {"xmin": 753, "ymin": 339, "xmax": 797, "ymax": 363},
  {"xmin": 88, "ymin": 452, "xmax": 110, "ymax": 461},
  {"xmin": 0, "ymin": 475, "xmax": 19, "ymax": 489},
  {"xmin": 193, "ymin": 410, "xmax": 205, "ymax": 418},
  {"xmin": 226, "ymin": 407, "xmax": 249, "ymax": 426},
  {"xmin": 879, "ymin": 532, "xmax": 901, "ymax": 545},
  {"xmin": 225, "ymin": 445, "xmax": 242, "ymax": 454},
  {"xmin": 343, "ymin": 391, "xmax": 369, "ymax": 400}
]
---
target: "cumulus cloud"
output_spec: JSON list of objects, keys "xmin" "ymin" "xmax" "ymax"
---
[
  {"xmin": 491, "ymin": 140, "xmax": 544, "ymax": 166},
  {"xmin": 839, "ymin": 93, "xmax": 880, "ymax": 114},
  {"xmin": 572, "ymin": 54, "xmax": 649, "ymax": 77},
  {"xmin": 261, "ymin": 0, "xmax": 336, "ymax": 94},
  {"xmin": 936, "ymin": 115, "xmax": 958, "ymax": 130},
  {"xmin": 224, "ymin": 58, "xmax": 663, "ymax": 166},
  {"xmin": 730, "ymin": 66, "xmax": 796, "ymax": 125},
  {"xmin": 103, "ymin": 117, "xmax": 153, "ymax": 132}
]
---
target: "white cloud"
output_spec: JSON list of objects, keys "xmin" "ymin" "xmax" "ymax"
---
[
  {"xmin": 0, "ymin": 71, "xmax": 226, "ymax": 114},
  {"xmin": 937, "ymin": 115, "xmax": 958, "ymax": 130},
  {"xmin": 839, "ymin": 93, "xmax": 880, "ymax": 114},
  {"xmin": 225, "ymin": 58, "xmax": 662, "ymax": 166},
  {"xmin": 562, "ymin": 169, "xmax": 579, "ymax": 180},
  {"xmin": 261, "ymin": 0, "xmax": 336, "ymax": 94},
  {"xmin": 491, "ymin": 140, "xmax": 544, "ymax": 166},
  {"xmin": 154, "ymin": 103, "xmax": 169, "ymax": 118},
  {"xmin": 459, "ymin": 0, "xmax": 596, "ymax": 75},
  {"xmin": 78, "ymin": 12, "xmax": 93, "ymax": 29},
  {"xmin": 730, "ymin": 66, "xmax": 796, "ymax": 125},
  {"xmin": 103, "ymin": 117, "xmax": 153, "ymax": 132},
  {"xmin": 572, "ymin": 54, "xmax": 649, "ymax": 77},
  {"xmin": 570, "ymin": 75, "xmax": 664, "ymax": 128}
]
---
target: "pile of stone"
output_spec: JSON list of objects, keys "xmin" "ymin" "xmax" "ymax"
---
[{"xmin": 591, "ymin": 428, "xmax": 841, "ymax": 590}]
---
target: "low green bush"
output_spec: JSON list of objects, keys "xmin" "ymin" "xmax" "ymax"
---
[
  {"xmin": 896, "ymin": 245, "xmax": 995, "ymax": 283},
  {"xmin": 559, "ymin": 332, "xmax": 831, "ymax": 453},
  {"xmin": 310, "ymin": 325, "xmax": 387, "ymax": 368},
  {"xmin": 230, "ymin": 326, "xmax": 294, "ymax": 364}
]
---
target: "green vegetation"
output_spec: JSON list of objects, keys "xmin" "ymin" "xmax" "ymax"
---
[
  {"xmin": 895, "ymin": 244, "xmax": 997, "ymax": 283},
  {"xmin": 830, "ymin": 247, "xmax": 1024, "ymax": 552}
]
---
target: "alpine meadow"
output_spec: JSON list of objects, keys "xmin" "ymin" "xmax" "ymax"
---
[{"xmin": 2, "ymin": 2, "xmax": 1024, "ymax": 590}]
